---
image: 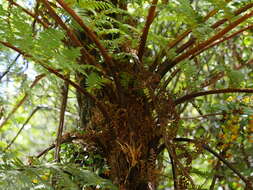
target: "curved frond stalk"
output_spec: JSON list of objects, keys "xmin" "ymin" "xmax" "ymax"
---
[
  {"xmin": 40, "ymin": 0, "xmax": 97, "ymax": 67},
  {"xmin": 158, "ymin": 10, "xmax": 253, "ymax": 76},
  {"xmin": 137, "ymin": 0, "xmax": 158, "ymax": 61},
  {"xmin": 175, "ymin": 88, "xmax": 253, "ymax": 105}
]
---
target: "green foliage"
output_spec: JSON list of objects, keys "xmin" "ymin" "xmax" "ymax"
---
[
  {"xmin": 66, "ymin": 0, "xmax": 113, "ymax": 10},
  {"xmin": 86, "ymin": 72, "xmax": 110, "ymax": 92},
  {"xmin": 207, "ymin": 0, "xmax": 234, "ymax": 18},
  {"xmin": 0, "ymin": 154, "xmax": 117, "ymax": 190},
  {"xmin": 226, "ymin": 69, "xmax": 245, "ymax": 87}
]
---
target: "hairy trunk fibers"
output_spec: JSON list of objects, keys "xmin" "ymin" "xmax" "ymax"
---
[{"xmin": 76, "ymin": 78, "xmax": 178, "ymax": 189}]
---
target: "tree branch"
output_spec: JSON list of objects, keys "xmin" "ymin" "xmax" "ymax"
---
[
  {"xmin": 175, "ymin": 88, "xmax": 253, "ymax": 105},
  {"xmin": 137, "ymin": 0, "xmax": 158, "ymax": 61},
  {"xmin": 0, "ymin": 54, "xmax": 20, "ymax": 81}
]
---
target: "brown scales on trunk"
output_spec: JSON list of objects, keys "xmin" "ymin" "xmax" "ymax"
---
[{"xmin": 76, "ymin": 67, "xmax": 179, "ymax": 189}]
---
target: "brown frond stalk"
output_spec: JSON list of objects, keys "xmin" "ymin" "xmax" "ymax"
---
[
  {"xmin": 173, "ymin": 10, "xmax": 253, "ymax": 64},
  {"xmin": 190, "ymin": 23, "xmax": 253, "ymax": 59},
  {"xmin": 40, "ymin": 0, "xmax": 96, "ymax": 66},
  {"xmin": 175, "ymin": 88, "xmax": 253, "ymax": 105},
  {"xmin": 176, "ymin": 2, "xmax": 253, "ymax": 54},
  {"xmin": 150, "ymin": 6, "xmax": 220, "ymax": 71},
  {"xmin": 55, "ymin": 0, "xmax": 113, "ymax": 68},
  {"xmin": 7, "ymin": 0, "xmax": 49, "ymax": 28},
  {"xmin": 212, "ymin": 3, "xmax": 253, "ymax": 29},
  {"xmin": 55, "ymin": 76, "xmax": 69, "ymax": 162},
  {"xmin": 55, "ymin": 0, "xmax": 123, "ymax": 102},
  {"xmin": 137, "ymin": 0, "xmax": 158, "ymax": 61},
  {"xmin": 158, "ymin": 10, "xmax": 253, "ymax": 76}
]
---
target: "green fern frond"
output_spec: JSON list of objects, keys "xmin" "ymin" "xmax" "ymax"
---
[
  {"xmin": 78, "ymin": 0, "xmax": 113, "ymax": 11},
  {"xmin": 86, "ymin": 72, "xmax": 110, "ymax": 92},
  {"xmin": 206, "ymin": 0, "xmax": 234, "ymax": 18},
  {"xmin": 0, "ymin": 161, "xmax": 117, "ymax": 190},
  {"xmin": 191, "ymin": 167, "xmax": 213, "ymax": 178}
]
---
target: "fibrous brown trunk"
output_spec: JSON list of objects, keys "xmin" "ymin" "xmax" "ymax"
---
[
  {"xmin": 74, "ymin": 1, "xmax": 179, "ymax": 188},
  {"xmin": 76, "ymin": 78, "xmax": 178, "ymax": 189}
]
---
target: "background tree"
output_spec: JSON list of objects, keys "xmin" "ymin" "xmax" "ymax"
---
[{"xmin": 0, "ymin": 0, "xmax": 253, "ymax": 189}]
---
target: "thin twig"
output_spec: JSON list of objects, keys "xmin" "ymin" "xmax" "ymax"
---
[
  {"xmin": 4, "ymin": 106, "xmax": 43, "ymax": 151},
  {"xmin": 0, "ymin": 74, "xmax": 46, "ymax": 130},
  {"xmin": 0, "ymin": 54, "xmax": 20, "ymax": 81},
  {"xmin": 137, "ymin": 0, "xmax": 158, "ymax": 61},
  {"xmin": 54, "ymin": 76, "xmax": 69, "ymax": 162},
  {"xmin": 175, "ymin": 88, "xmax": 253, "ymax": 105},
  {"xmin": 180, "ymin": 113, "xmax": 223, "ymax": 120},
  {"xmin": 203, "ymin": 144, "xmax": 249, "ymax": 184}
]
